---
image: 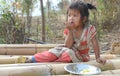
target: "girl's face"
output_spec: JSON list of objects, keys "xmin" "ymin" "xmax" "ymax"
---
[{"xmin": 67, "ymin": 9, "xmax": 83, "ymax": 28}]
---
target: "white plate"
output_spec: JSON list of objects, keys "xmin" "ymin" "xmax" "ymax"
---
[{"xmin": 64, "ymin": 63, "xmax": 101, "ymax": 75}]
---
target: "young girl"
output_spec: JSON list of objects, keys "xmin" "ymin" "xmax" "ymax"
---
[{"xmin": 25, "ymin": 1, "xmax": 106, "ymax": 64}]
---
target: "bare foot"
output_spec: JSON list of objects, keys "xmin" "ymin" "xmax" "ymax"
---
[{"xmin": 25, "ymin": 58, "xmax": 33, "ymax": 63}]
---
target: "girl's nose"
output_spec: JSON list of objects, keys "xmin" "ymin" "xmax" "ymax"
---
[{"xmin": 70, "ymin": 16, "xmax": 73, "ymax": 20}]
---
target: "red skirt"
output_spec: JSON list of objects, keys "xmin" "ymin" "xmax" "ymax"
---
[{"xmin": 33, "ymin": 48, "xmax": 90, "ymax": 63}]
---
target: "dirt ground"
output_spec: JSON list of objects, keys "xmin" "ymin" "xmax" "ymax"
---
[{"xmin": 99, "ymin": 32, "xmax": 120, "ymax": 53}]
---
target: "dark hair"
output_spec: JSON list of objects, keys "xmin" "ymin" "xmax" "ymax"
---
[{"xmin": 67, "ymin": 1, "xmax": 96, "ymax": 23}]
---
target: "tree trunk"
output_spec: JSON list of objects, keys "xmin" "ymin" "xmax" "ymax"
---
[{"xmin": 40, "ymin": 0, "xmax": 46, "ymax": 42}]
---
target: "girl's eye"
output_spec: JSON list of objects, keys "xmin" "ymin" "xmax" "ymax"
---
[
  {"xmin": 68, "ymin": 14, "xmax": 71, "ymax": 17},
  {"xmin": 74, "ymin": 14, "xmax": 77, "ymax": 17}
]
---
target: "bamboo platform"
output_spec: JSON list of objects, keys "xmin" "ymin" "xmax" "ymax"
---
[
  {"xmin": 0, "ymin": 59, "xmax": 120, "ymax": 76},
  {"xmin": 0, "ymin": 42, "xmax": 119, "ymax": 76}
]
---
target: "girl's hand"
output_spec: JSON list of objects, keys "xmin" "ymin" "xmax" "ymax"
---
[
  {"xmin": 64, "ymin": 22, "xmax": 74, "ymax": 31},
  {"xmin": 96, "ymin": 57, "xmax": 106, "ymax": 64}
]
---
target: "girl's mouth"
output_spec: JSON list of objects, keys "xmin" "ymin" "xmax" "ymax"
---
[{"xmin": 70, "ymin": 22, "xmax": 74, "ymax": 26}]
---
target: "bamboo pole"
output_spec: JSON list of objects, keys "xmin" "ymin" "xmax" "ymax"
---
[
  {"xmin": 0, "ymin": 63, "xmax": 67, "ymax": 76},
  {"xmin": 0, "ymin": 44, "xmax": 119, "ymax": 56},
  {"xmin": 0, "ymin": 54, "xmax": 118, "ymax": 64},
  {"xmin": 0, "ymin": 44, "xmax": 7, "ymax": 54},
  {"xmin": 90, "ymin": 54, "xmax": 118, "ymax": 60},
  {"xmin": 52, "ymin": 74, "xmax": 120, "ymax": 76},
  {"xmin": 0, "ymin": 64, "xmax": 51, "ymax": 76},
  {"xmin": 52, "ymin": 68, "xmax": 120, "ymax": 76},
  {"xmin": 0, "ymin": 55, "xmax": 32, "ymax": 64},
  {"xmin": 0, "ymin": 59, "xmax": 120, "ymax": 75},
  {"xmin": 0, "ymin": 56, "xmax": 18, "ymax": 64},
  {"xmin": 0, "ymin": 43, "xmax": 120, "ymax": 54},
  {"xmin": 0, "ymin": 43, "xmax": 119, "ymax": 55},
  {"xmin": 100, "ymin": 69, "xmax": 120, "ymax": 74},
  {"xmin": 6, "ymin": 44, "xmax": 37, "ymax": 55},
  {"xmin": 48, "ymin": 69, "xmax": 120, "ymax": 76},
  {"xmin": 85, "ymin": 59, "xmax": 120, "ymax": 71},
  {"xmin": 0, "ymin": 44, "xmax": 62, "ymax": 55},
  {"xmin": 93, "ymin": 74, "xmax": 120, "ymax": 76},
  {"xmin": 0, "ymin": 54, "xmax": 119, "ymax": 64},
  {"xmin": 88, "ymin": 70, "xmax": 120, "ymax": 76}
]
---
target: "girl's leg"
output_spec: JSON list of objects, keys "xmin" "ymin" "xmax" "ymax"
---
[
  {"xmin": 55, "ymin": 52, "xmax": 72, "ymax": 63},
  {"xmin": 34, "ymin": 51, "xmax": 58, "ymax": 62}
]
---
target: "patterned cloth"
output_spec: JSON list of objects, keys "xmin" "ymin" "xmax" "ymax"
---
[{"xmin": 63, "ymin": 24, "xmax": 97, "ymax": 62}]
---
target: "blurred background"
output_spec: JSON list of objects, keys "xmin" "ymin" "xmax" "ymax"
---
[{"xmin": 0, "ymin": 0, "xmax": 119, "ymax": 45}]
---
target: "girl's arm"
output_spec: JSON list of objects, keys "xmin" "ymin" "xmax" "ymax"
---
[
  {"xmin": 64, "ymin": 31, "xmax": 74, "ymax": 49},
  {"xmin": 91, "ymin": 35, "xmax": 106, "ymax": 64},
  {"xmin": 91, "ymin": 36, "xmax": 100, "ymax": 59}
]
